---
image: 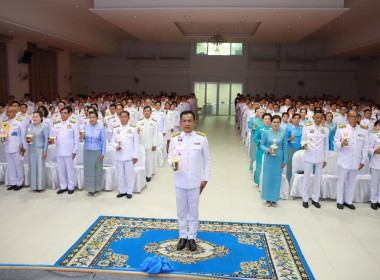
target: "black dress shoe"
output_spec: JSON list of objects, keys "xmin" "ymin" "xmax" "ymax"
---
[
  {"xmin": 7, "ymin": 185, "xmax": 16, "ymax": 190},
  {"xmin": 146, "ymin": 177, "xmax": 151, "ymax": 182},
  {"xmin": 126, "ymin": 194, "xmax": 132, "ymax": 199},
  {"xmin": 343, "ymin": 202, "xmax": 355, "ymax": 210},
  {"xmin": 57, "ymin": 189, "xmax": 67, "ymax": 194},
  {"xmin": 370, "ymin": 203, "xmax": 378, "ymax": 210},
  {"xmin": 312, "ymin": 200, "xmax": 321, "ymax": 208},
  {"xmin": 188, "ymin": 239, "xmax": 197, "ymax": 251},
  {"xmin": 177, "ymin": 238, "xmax": 187, "ymax": 250},
  {"xmin": 14, "ymin": 185, "xmax": 23, "ymax": 191},
  {"xmin": 302, "ymin": 201, "xmax": 309, "ymax": 208},
  {"xmin": 337, "ymin": 203, "xmax": 344, "ymax": 210},
  {"xmin": 68, "ymin": 190, "xmax": 74, "ymax": 194},
  {"xmin": 116, "ymin": 193, "xmax": 126, "ymax": 198}
]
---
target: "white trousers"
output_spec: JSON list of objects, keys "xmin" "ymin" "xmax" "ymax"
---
[
  {"xmin": 57, "ymin": 156, "xmax": 74, "ymax": 190},
  {"xmin": 302, "ymin": 162, "xmax": 323, "ymax": 202},
  {"xmin": 6, "ymin": 152, "xmax": 24, "ymax": 186},
  {"xmin": 116, "ymin": 160, "xmax": 135, "ymax": 194},
  {"xmin": 370, "ymin": 168, "xmax": 380, "ymax": 203},
  {"xmin": 145, "ymin": 148, "xmax": 154, "ymax": 177},
  {"xmin": 175, "ymin": 187, "xmax": 200, "ymax": 240},
  {"xmin": 337, "ymin": 167, "xmax": 358, "ymax": 204}
]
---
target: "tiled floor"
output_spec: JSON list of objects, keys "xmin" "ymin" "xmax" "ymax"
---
[{"xmin": 0, "ymin": 116, "xmax": 379, "ymax": 280}]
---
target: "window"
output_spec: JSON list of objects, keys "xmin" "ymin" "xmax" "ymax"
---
[{"xmin": 196, "ymin": 43, "xmax": 243, "ymax": 56}]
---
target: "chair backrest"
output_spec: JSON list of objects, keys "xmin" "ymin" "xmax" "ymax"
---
[
  {"xmin": 322, "ymin": 151, "xmax": 338, "ymax": 175},
  {"xmin": 0, "ymin": 145, "xmax": 6, "ymax": 163},
  {"xmin": 358, "ymin": 155, "xmax": 370, "ymax": 175},
  {"xmin": 292, "ymin": 150, "xmax": 304, "ymax": 173},
  {"xmin": 46, "ymin": 145, "xmax": 57, "ymax": 164},
  {"xmin": 103, "ymin": 145, "xmax": 115, "ymax": 166},
  {"xmin": 136, "ymin": 145, "xmax": 145, "ymax": 168}
]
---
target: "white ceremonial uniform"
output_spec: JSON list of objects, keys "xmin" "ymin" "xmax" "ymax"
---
[
  {"xmin": 0, "ymin": 112, "xmax": 6, "ymax": 124},
  {"xmin": 334, "ymin": 124, "xmax": 369, "ymax": 205},
  {"xmin": 280, "ymin": 105, "xmax": 289, "ymax": 113},
  {"xmin": 112, "ymin": 123, "xmax": 139, "ymax": 195},
  {"xmin": 2, "ymin": 117, "xmax": 27, "ymax": 186},
  {"xmin": 152, "ymin": 110, "xmax": 167, "ymax": 135},
  {"xmin": 27, "ymin": 101, "xmax": 35, "ymax": 114},
  {"xmin": 360, "ymin": 118, "xmax": 375, "ymax": 133},
  {"xmin": 135, "ymin": 107, "xmax": 144, "ymax": 120},
  {"xmin": 369, "ymin": 131, "xmax": 380, "ymax": 204},
  {"xmin": 53, "ymin": 119, "xmax": 79, "ymax": 191},
  {"xmin": 106, "ymin": 116, "xmax": 121, "ymax": 142},
  {"xmin": 16, "ymin": 111, "xmax": 30, "ymax": 127},
  {"xmin": 168, "ymin": 131, "xmax": 211, "ymax": 240},
  {"xmin": 125, "ymin": 106, "xmax": 137, "ymax": 126},
  {"xmin": 43, "ymin": 118, "xmax": 54, "ymax": 136},
  {"xmin": 136, "ymin": 117, "xmax": 158, "ymax": 178},
  {"xmin": 300, "ymin": 123, "xmax": 329, "ymax": 203},
  {"xmin": 173, "ymin": 108, "xmax": 181, "ymax": 133},
  {"xmin": 334, "ymin": 114, "xmax": 347, "ymax": 126},
  {"xmin": 164, "ymin": 110, "xmax": 175, "ymax": 141},
  {"xmin": 20, "ymin": 112, "xmax": 32, "ymax": 123},
  {"xmin": 52, "ymin": 112, "xmax": 61, "ymax": 123}
]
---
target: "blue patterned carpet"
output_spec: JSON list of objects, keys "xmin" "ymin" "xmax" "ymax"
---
[{"xmin": 56, "ymin": 216, "xmax": 314, "ymax": 280}]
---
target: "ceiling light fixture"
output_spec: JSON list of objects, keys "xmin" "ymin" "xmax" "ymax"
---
[
  {"xmin": 132, "ymin": 15, "xmax": 137, "ymax": 18},
  {"xmin": 287, "ymin": 26, "xmax": 291, "ymax": 29},
  {"xmin": 208, "ymin": 32, "xmax": 227, "ymax": 46},
  {"xmin": 75, "ymin": 4, "xmax": 79, "ymax": 8},
  {"xmin": 146, "ymin": 25, "xmax": 150, "ymax": 28},
  {"xmin": 9, "ymin": 30, "xmax": 14, "ymax": 34},
  {"xmin": 184, "ymin": 15, "xmax": 190, "ymax": 18},
  {"xmin": 298, "ymin": 16, "xmax": 303, "ymax": 19},
  {"xmin": 243, "ymin": 15, "xmax": 248, "ymax": 18}
]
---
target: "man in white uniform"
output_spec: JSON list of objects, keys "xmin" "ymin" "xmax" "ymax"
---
[
  {"xmin": 334, "ymin": 110, "xmax": 369, "ymax": 210},
  {"xmin": 136, "ymin": 106, "xmax": 158, "ymax": 182},
  {"xmin": 54, "ymin": 106, "xmax": 79, "ymax": 194},
  {"xmin": 2, "ymin": 107, "xmax": 27, "ymax": 191},
  {"xmin": 301, "ymin": 110, "xmax": 329, "ymax": 208},
  {"xmin": 333, "ymin": 105, "xmax": 348, "ymax": 126},
  {"xmin": 168, "ymin": 110, "xmax": 211, "ymax": 251},
  {"xmin": 124, "ymin": 99, "xmax": 137, "ymax": 126},
  {"xmin": 112, "ymin": 111, "xmax": 139, "ymax": 198}
]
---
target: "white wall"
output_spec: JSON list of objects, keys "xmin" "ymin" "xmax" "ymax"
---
[
  {"xmin": 70, "ymin": 40, "xmax": 362, "ymax": 100},
  {"xmin": 6, "ymin": 39, "xmax": 72, "ymax": 100},
  {"xmin": 7, "ymin": 39, "xmax": 29, "ymax": 100}
]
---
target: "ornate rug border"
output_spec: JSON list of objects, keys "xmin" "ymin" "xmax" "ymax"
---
[{"xmin": 54, "ymin": 216, "xmax": 315, "ymax": 280}]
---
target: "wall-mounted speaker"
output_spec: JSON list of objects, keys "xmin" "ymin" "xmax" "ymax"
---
[{"xmin": 18, "ymin": 50, "xmax": 33, "ymax": 64}]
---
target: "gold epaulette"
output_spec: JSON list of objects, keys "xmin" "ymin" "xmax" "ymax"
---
[
  {"xmin": 20, "ymin": 113, "xmax": 26, "ymax": 116},
  {"xmin": 171, "ymin": 132, "xmax": 181, "ymax": 137},
  {"xmin": 130, "ymin": 124, "xmax": 136, "ymax": 127},
  {"xmin": 305, "ymin": 123, "xmax": 312, "ymax": 126},
  {"xmin": 373, "ymin": 131, "xmax": 378, "ymax": 134},
  {"xmin": 2, "ymin": 119, "xmax": 8, "ymax": 122},
  {"xmin": 113, "ymin": 124, "xmax": 120, "ymax": 128},
  {"xmin": 196, "ymin": 131, "xmax": 206, "ymax": 137},
  {"xmin": 70, "ymin": 119, "xmax": 76, "ymax": 123},
  {"xmin": 54, "ymin": 120, "xmax": 61, "ymax": 125},
  {"xmin": 138, "ymin": 118, "xmax": 143, "ymax": 121},
  {"xmin": 322, "ymin": 124, "xmax": 329, "ymax": 127},
  {"xmin": 152, "ymin": 118, "xmax": 157, "ymax": 122},
  {"xmin": 339, "ymin": 124, "xmax": 346, "ymax": 129},
  {"xmin": 360, "ymin": 125, "xmax": 368, "ymax": 130},
  {"xmin": 16, "ymin": 117, "xmax": 22, "ymax": 122}
]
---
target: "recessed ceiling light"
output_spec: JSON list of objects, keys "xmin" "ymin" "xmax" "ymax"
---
[
  {"xmin": 216, "ymin": 26, "xmax": 220, "ymax": 29},
  {"xmin": 146, "ymin": 25, "xmax": 150, "ymax": 28},
  {"xmin": 132, "ymin": 15, "xmax": 137, "ymax": 18},
  {"xmin": 184, "ymin": 15, "xmax": 190, "ymax": 18},
  {"xmin": 287, "ymin": 26, "xmax": 291, "ymax": 29},
  {"xmin": 242, "ymin": 16, "xmax": 248, "ymax": 18},
  {"xmin": 9, "ymin": 30, "xmax": 14, "ymax": 34},
  {"xmin": 195, "ymin": 29, "xmax": 198, "ymax": 32},
  {"xmin": 298, "ymin": 16, "xmax": 303, "ymax": 19},
  {"xmin": 74, "ymin": 4, "xmax": 79, "ymax": 8}
]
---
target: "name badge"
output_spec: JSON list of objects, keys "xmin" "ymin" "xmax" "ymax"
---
[
  {"xmin": 11, "ymin": 132, "xmax": 18, "ymax": 136},
  {"xmin": 194, "ymin": 142, "xmax": 201, "ymax": 145}
]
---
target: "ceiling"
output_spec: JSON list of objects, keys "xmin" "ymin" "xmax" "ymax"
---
[{"xmin": 0, "ymin": 0, "xmax": 380, "ymax": 57}]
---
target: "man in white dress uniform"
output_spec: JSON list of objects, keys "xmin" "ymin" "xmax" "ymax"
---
[
  {"xmin": 53, "ymin": 106, "xmax": 79, "ymax": 194},
  {"xmin": 136, "ymin": 106, "xmax": 158, "ymax": 182},
  {"xmin": 334, "ymin": 110, "xmax": 369, "ymax": 210},
  {"xmin": 168, "ymin": 110, "xmax": 211, "ymax": 251},
  {"xmin": 2, "ymin": 107, "xmax": 27, "ymax": 191},
  {"xmin": 112, "ymin": 111, "xmax": 139, "ymax": 199},
  {"xmin": 301, "ymin": 110, "xmax": 329, "ymax": 209}
]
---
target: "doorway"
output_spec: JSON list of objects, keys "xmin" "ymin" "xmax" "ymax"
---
[{"xmin": 194, "ymin": 82, "xmax": 242, "ymax": 116}]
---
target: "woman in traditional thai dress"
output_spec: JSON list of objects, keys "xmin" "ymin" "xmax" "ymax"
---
[
  {"xmin": 248, "ymin": 108, "xmax": 264, "ymax": 173},
  {"xmin": 324, "ymin": 112, "xmax": 337, "ymax": 151},
  {"xmin": 253, "ymin": 113, "xmax": 272, "ymax": 185},
  {"xmin": 27, "ymin": 111, "xmax": 49, "ymax": 192},
  {"xmin": 260, "ymin": 115, "xmax": 288, "ymax": 206},
  {"xmin": 285, "ymin": 113, "xmax": 303, "ymax": 182},
  {"xmin": 83, "ymin": 111, "xmax": 106, "ymax": 197}
]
